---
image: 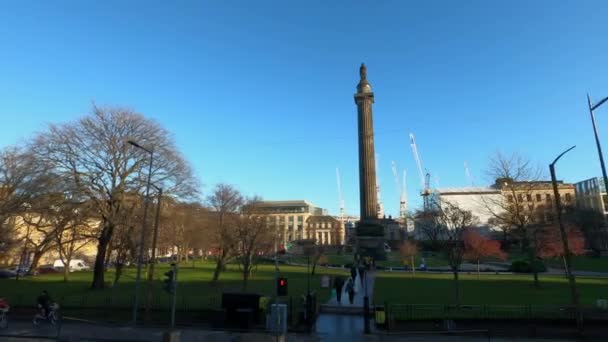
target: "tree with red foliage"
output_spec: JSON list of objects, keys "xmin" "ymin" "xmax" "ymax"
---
[
  {"xmin": 537, "ymin": 225, "xmax": 585, "ymax": 273},
  {"xmin": 399, "ymin": 240, "xmax": 418, "ymax": 276},
  {"xmin": 463, "ymin": 230, "xmax": 507, "ymax": 276}
]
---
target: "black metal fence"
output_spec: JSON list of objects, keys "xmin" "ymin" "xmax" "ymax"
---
[{"xmin": 385, "ymin": 303, "xmax": 608, "ymax": 323}]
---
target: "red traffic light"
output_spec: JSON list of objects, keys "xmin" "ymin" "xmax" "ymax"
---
[
  {"xmin": 277, "ymin": 277, "xmax": 288, "ymax": 296},
  {"xmin": 279, "ymin": 279, "xmax": 286, "ymax": 287}
]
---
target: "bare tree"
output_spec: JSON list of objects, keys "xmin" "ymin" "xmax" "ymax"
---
[
  {"xmin": 483, "ymin": 151, "xmax": 550, "ymax": 287},
  {"xmin": 234, "ymin": 198, "xmax": 274, "ymax": 291},
  {"xmin": 32, "ymin": 105, "xmax": 198, "ymax": 289},
  {"xmin": 0, "ymin": 147, "xmax": 50, "ymax": 254},
  {"xmin": 413, "ymin": 208, "xmax": 446, "ymax": 250},
  {"xmin": 55, "ymin": 209, "xmax": 96, "ymax": 282},
  {"xmin": 434, "ymin": 199, "xmax": 479, "ymax": 305},
  {"xmin": 163, "ymin": 201, "xmax": 209, "ymax": 263},
  {"xmin": 206, "ymin": 184, "xmax": 243, "ymax": 285}
]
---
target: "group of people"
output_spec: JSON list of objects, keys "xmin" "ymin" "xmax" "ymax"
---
[{"xmin": 332, "ymin": 260, "xmax": 370, "ymax": 305}]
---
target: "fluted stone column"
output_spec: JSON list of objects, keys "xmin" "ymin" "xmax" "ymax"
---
[{"xmin": 354, "ymin": 63, "xmax": 378, "ymax": 222}]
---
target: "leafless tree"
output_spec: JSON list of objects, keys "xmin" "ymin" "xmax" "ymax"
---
[
  {"xmin": 206, "ymin": 184, "xmax": 243, "ymax": 285},
  {"xmin": 434, "ymin": 199, "xmax": 479, "ymax": 305},
  {"xmin": 234, "ymin": 197, "xmax": 274, "ymax": 291},
  {"xmin": 55, "ymin": 207, "xmax": 96, "ymax": 282},
  {"xmin": 32, "ymin": 105, "xmax": 198, "ymax": 289},
  {"xmin": 0, "ymin": 147, "xmax": 51, "ymax": 254},
  {"xmin": 162, "ymin": 201, "xmax": 210, "ymax": 263},
  {"xmin": 413, "ymin": 208, "xmax": 446, "ymax": 250},
  {"xmin": 483, "ymin": 151, "xmax": 545, "ymax": 287}
]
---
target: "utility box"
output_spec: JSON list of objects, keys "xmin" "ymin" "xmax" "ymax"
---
[
  {"xmin": 266, "ymin": 303, "xmax": 288, "ymax": 335},
  {"xmin": 375, "ymin": 305, "xmax": 386, "ymax": 326}
]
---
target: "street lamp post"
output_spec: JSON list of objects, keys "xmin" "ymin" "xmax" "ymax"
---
[
  {"xmin": 549, "ymin": 145, "xmax": 582, "ymax": 333},
  {"xmin": 145, "ymin": 185, "xmax": 163, "ymax": 317},
  {"xmin": 587, "ymin": 94, "xmax": 608, "ymax": 196},
  {"xmin": 127, "ymin": 140, "xmax": 154, "ymax": 326}
]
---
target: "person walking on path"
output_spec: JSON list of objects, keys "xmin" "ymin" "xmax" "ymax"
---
[
  {"xmin": 345, "ymin": 277, "xmax": 355, "ymax": 304},
  {"xmin": 333, "ymin": 276, "xmax": 345, "ymax": 304},
  {"xmin": 358, "ymin": 264, "xmax": 366, "ymax": 286},
  {"xmin": 350, "ymin": 264, "xmax": 357, "ymax": 282}
]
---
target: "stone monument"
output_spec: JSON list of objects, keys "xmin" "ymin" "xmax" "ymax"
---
[{"xmin": 354, "ymin": 63, "xmax": 387, "ymax": 260}]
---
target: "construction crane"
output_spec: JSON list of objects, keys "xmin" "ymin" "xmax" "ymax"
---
[
  {"xmin": 376, "ymin": 154, "xmax": 385, "ymax": 219},
  {"xmin": 391, "ymin": 161, "xmax": 408, "ymax": 221},
  {"xmin": 464, "ymin": 161, "xmax": 474, "ymax": 186},
  {"xmin": 336, "ymin": 167, "xmax": 345, "ymax": 221},
  {"xmin": 409, "ymin": 133, "xmax": 432, "ymax": 210}
]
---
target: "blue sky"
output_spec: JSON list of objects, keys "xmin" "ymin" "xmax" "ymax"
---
[{"xmin": 1, "ymin": 1, "xmax": 608, "ymax": 217}]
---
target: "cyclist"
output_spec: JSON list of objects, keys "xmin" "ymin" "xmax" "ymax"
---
[{"xmin": 36, "ymin": 290, "xmax": 52, "ymax": 318}]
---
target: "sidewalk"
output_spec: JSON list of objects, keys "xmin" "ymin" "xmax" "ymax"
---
[{"xmin": 324, "ymin": 269, "xmax": 376, "ymax": 308}]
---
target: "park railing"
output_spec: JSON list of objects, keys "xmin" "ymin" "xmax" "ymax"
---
[{"xmin": 385, "ymin": 303, "xmax": 608, "ymax": 323}]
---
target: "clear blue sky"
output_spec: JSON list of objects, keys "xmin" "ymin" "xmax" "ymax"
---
[{"xmin": 1, "ymin": 1, "xmax": 608, "ymax": 217}]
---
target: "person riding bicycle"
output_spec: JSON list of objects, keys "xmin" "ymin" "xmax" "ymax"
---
[{"xmin": 36, "ymin": 290, "xmax": 52, "ymax": 318}]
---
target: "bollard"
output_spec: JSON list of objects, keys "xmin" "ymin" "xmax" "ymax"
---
[{"xmin": 162, "ymin": 330, "xmax": 181, "ymax": 342}]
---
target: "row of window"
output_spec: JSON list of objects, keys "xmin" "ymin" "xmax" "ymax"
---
[{"xmin": 507, "ymin": 192, "xmax": 572, "ymax": 203}]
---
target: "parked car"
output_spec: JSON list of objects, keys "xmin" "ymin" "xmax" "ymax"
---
[
  {"xmin": 9, "ymin": 265, "xmax": 33, "ymax": 276},
  {"xmin": 53, "ymin": 259, "xmax": 90, "ymax": 272},
  {"xmin": 37, "ymin": 265, "xmax": 58, "ymax": 274},
  {"xmin": 0, "ymin": 270, "xmax": 16, "ymax": 279}
]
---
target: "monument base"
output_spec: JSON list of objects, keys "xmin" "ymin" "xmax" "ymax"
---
[{"xmin": 356, "ymin": 220, "xmax": 387, "ymax": 261}]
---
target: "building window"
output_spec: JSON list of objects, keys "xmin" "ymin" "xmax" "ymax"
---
[
  {"xmin": 536, "ymin": 194, "xmax": 542, "ymax": 202},
  {"xmin": 526, "ymin": 194, "xmax": 532, "ymax": 202},
  {"xmin": 297, "ymin": 216, "xmax": 303, "ymax": 223},
  {"xmin": 546, "ymin": 194, "xmax": 552, "ymax": 202},
  {"xmin": 507, "ymin": 195, "xmax": 514, "ymax": 203},
  {"xmin": 565, "ymin": 193, "xmax": 572, "ymax": 202}
]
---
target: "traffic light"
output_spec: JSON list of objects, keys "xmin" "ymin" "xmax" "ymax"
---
[
  {"xmin": 277, "ymin": 277, "xmax": 288, "ymax": 296},
  {"xmin": 163, "ymin": 269, "xmax": 175, "ymax": 294}
]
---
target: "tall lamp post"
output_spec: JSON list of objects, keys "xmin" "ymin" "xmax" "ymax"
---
[
  {"xmin": 127, "ymin": 140, "xmax": 154, "ymax": 326},
  {"xmin": 587, "ymin": 94, "xmax": 608, "ymax": 195},
  {"xmin": 145, "ymin": 185, "xmax": 163, "ymax": 316},
  {"xmin": 549, "ymin": 145, "xmax": 581, "ymax": 332}
]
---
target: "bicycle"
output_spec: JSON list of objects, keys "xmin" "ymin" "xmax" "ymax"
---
[{"xmin": 33, "ymin": 302, "xmax": 61, "ymax": 327}]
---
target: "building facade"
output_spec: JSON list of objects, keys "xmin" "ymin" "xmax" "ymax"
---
[
  {"xmin": 574, "ymin": 177, "xmax": 608, "ymax": 216},
  {"xmin": 257, "ymin": 200, "xmax": 342, "ymax": 246}
]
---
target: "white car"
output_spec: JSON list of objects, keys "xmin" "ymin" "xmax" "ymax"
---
[{"xmin": 53, "ymin": 259, "xmax": 90, "ymax": 272}]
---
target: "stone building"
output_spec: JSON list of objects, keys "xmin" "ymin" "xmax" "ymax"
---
[
  {"xmin": 574, "ymin": 177, "xmax": 608, "ymax": 217},
  {"xmin": 257, "ymin": 200, "xmax": 342, "ymax": 246}
]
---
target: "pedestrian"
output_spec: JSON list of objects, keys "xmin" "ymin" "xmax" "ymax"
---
[
  {"xmin": 350, "ymin": 264, "xmax": 357, "ymax": 282},
  {"xmin": 346, "ymin": 277, "xmax": 355, "ymax": 304},
  {"xmin": 333, "ymin": 277, "xmax": 345, "ymax": 304},
  {"xmin": 358, "ymin": 264, "xmax": 366, "ymax": 286}
]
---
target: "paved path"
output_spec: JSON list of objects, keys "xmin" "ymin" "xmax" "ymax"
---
[{"xmin": 324, "ymin": 269, "xmax": 376, "ymax": 307}]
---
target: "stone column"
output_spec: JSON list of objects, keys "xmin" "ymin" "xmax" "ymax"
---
[{"xmin": 354, "ymin": 63, "xmax": 378, "ymax": 222}]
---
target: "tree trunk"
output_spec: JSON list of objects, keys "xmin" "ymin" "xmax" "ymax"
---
[
  {"xmin": 242, "ymin": 259, "xmax": 250, "ymax": 291},
  {"xmin": 533, "ymin": 271, "xmax": 539, "ymax": 288},
  {"xmin": 113, "ymin": 264, "xmax": 124, "ymax": 286},
  {"xmin": 92, "ymin": 234, "xmax": 111, "ymax": 289},
  {"xmin": 211, "ymin": 252, "xmax": 227, "ymax": 284},
  {"xmin": 28, "ymin": 250, "xmax": 44, "ymax": 275},
  {"xmin": 411, "ymin": 255, "xmax": 415, "ymax": 276},
  {"xmin": 562, "ymin": 255, "xmax": 568, "ymax": 278},
  {"xmin": 63, "ymin": 258, "xmax": 71, "ymax": 282},
  {"xmin": 311, "ymin": 261, "xmax": 317, "ymax": 276},
  {"xmin": 104, "ymin": 238, "xmax": 114, "ymax": 272},
  {"xmin": 453, "ymin": 270, "xmax": 460, "ymax": 305}
]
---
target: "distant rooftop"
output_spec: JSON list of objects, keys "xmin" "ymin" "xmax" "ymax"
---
[
  {"xmin": 437, "ymin": 187, "xmax": 501, "ymax": 195},
  {"xmin": 257, "ymin": 200, "xmax": 315, "ymax": 207}
]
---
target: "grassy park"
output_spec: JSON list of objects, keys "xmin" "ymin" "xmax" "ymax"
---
[
  {"xmin": 374, "ymin": 272, "xmax": 608, "ymax": 306},
  {"xmin": 0, "ymin": 261, "xmax": 347, "ymax": 311}
]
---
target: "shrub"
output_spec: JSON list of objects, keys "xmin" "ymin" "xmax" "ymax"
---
[{"xmin": 510, "ymin": 259, "xmax": 546, "ymax": 273}]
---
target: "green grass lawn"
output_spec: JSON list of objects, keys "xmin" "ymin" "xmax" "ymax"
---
[
  {"xmin": 374, "ymin": 271, "xmax": 608, "ymax": 306},
  {"xmin": 544, "ymin": 255, "xmax": 608, "ymax": 273},
  {"xmin": 0, "ymin": 261, "xmax": 347, "ymax": 310}
]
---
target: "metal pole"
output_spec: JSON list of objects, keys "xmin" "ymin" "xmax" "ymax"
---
[
  {"xmin": 550, "ymin": 146, "xmax": 582, "ymax": 333},
  {"xmin": 588, "ymin": 94, "xmax": 608, "ymax": 196},
  {"xmin": 145, "ymin": 187, "xmax": 162, "ymax": 317},
  {"xmin": 171, "ymin": 263, "xmax": 178, "ymax": 328},
  {"xmin": 132, "ymin": 149, "xmax": 154, "ymax": 325}
]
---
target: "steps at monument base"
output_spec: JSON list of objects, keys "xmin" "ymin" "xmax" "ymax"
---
[{"xmin": 320, "ymin": 304, "xmax": 364, "ymax": 315}]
